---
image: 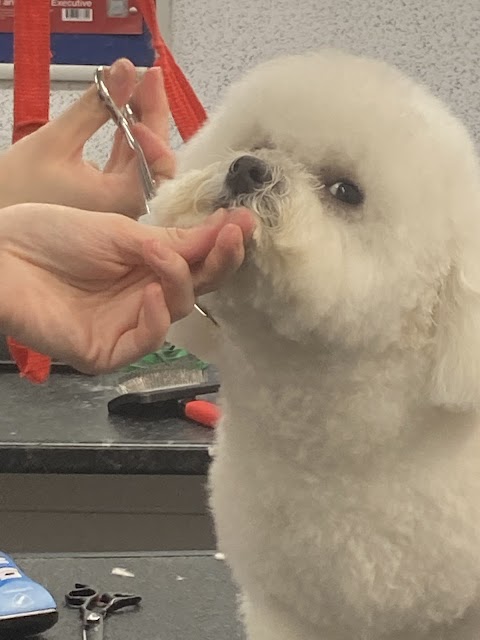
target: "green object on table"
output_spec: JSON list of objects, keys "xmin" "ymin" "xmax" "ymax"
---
[{"xmin": 122, "ymin": 343, "xmax": 209, "ymax": 373}]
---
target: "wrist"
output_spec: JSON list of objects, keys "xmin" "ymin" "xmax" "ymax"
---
[
  {"xmin": 0, "ymin": 206, "xmax": 27, "ymax": 335},
  {"xmin": 0, "ymin": 152, "xmax": 24, "ymax": 209}
]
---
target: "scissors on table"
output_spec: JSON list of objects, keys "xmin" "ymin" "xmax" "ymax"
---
[{"xmin": 65, "ymin": 582, "xmax": 142, "ymax": 640}]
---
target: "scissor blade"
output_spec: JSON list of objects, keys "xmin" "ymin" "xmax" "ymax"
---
[
  {"xmin": 84, "ymin": 615, "xmax": 104, "ymax": 640},
  {"xmin": 85, "ymin": 622, "xmax": 104, "ymax": 640},
  {"xmin": 94, "ymin": 65, "xmax": 156, "ymax": 213}
]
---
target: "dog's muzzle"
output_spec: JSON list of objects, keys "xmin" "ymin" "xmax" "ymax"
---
[{"xmin": 225, "ymin": 155, "xmax": 272, "ymax": 197}]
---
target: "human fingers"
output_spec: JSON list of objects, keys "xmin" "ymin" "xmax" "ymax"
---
[
  {"xmin": 143, "ymin": 243, "xmax": 195, "ymax": 321},
  {"xmin": 94, "ymin": 282, "xmax": 171, "ymax": 373},
  {"xmin": 41, "ymin": 59, "xmax": 136, "ymax": 153},
  {"xmin": 137, "ymin": 208, "xmax": 255, "ymax": 266},
  {"xmin": 192, "ymin": 223, "xmax": 246, "ymax": 295},
  {"xmin": 129, "ymin": 67, "xmax": 170, "ymax": 143},
  {"xmin": 106, "ymin": 68, "xmax": 171, "ymax": 174},
  {"xmin": 131, "ymin": 122, "xmax": 176, "ymax": 181}
]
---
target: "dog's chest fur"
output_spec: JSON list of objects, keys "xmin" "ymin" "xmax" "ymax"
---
[{"xmin": 208, "ymin": 328, "xmax": 480, "ymax": 638}]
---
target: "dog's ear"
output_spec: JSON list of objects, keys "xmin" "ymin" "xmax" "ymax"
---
[{"xmin": 429, "ymin": 247, "xmax": 480, "ymax": 411}]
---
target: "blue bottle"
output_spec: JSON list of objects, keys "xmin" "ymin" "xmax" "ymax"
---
[{"xmin": 0, "ymin": 552, "xmax": 58, "ymax": 636}]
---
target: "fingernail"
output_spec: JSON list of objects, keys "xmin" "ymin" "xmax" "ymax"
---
[
  {"xmin": 109, "ymin": 59, "xmax": 128, "ymax": 89},
  {"xmin": 148, "ymin": 66, "xmax": 164, "ymax": 81},
  {"xmin": 153, "ymin": 67, "xmax": 165, "ymax": 88}
]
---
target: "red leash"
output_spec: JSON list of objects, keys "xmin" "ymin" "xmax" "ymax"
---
[
  {"xmin": 135, "ymin": 0, "xmax": 207, "ymax": 141},
  {"xmin": 7, "ymin": 0, "xmax": 52, "ymax": 383},
  {"xmin": 9, "ymin": 0, "xmax": 207, "ymax": 383},
  {"xmin": 11, "ymin": 0, "xmax": 51, "ymax": 143}
]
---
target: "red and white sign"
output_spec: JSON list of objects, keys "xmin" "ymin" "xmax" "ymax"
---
[{"xmin": 0, "ymin": 0, "xmax": 143, "ymax": 34}]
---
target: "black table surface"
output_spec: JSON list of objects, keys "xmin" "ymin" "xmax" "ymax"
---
[
  {"xmin": 8, "ymin": 552, "xmax": 243, "ymax": 640},
  {"xmin": 0, "ymin": 339, "xmax": 215, "ymax": 475}
]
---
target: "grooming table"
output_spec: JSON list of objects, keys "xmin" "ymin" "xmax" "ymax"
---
[
  {"xmin": 0, "ymin": 338, "xmax": 216, "ymax": 552},
  {"xmin": 12, "ymin": 552, "xmax": 244, "ymax": 640},
  {"xmin": 0, "ymin": 364, "xmax": 212, "ymax": 476}
]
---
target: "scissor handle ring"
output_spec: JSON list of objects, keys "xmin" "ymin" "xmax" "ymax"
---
[{"xmin": 65, "ymin": 584, "xmax": 99, "ymax": 608}]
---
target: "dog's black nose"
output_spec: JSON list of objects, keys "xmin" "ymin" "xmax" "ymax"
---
[{"xmin": 225, "ymin": 155, "xmax": 272, "ymax": 196}]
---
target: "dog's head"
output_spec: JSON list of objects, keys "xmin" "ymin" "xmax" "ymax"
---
[{"xmin": 152, "ymin": 50, "xmax": 480, "ymax": 410}]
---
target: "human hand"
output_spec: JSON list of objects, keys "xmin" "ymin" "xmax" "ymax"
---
[
  {"xmin": 0, "ymin": 59, "xmax": 174, "ymax": 217},
  {"xmin": 0, "ymin": 204, "xmax": 254, "ymax": 374}
]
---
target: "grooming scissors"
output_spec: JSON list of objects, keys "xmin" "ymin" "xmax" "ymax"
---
[
  {"xmin": 66, "ymin": 582, "xmax": 141, "ymax": 640},
  {"xmin": 94, "ymin": 65, "xmax": 217, "ymax": 325},
  {"xmin": 94, "ymin": 65, "xmax": 156, "ymax": 215}
]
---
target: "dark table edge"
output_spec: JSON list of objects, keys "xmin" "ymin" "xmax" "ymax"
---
[
  {"xmin": 0, "ymin": 443, "xmax": 209, "ymax": 450},
  {"xmin": 0, "ymin": 443, "xmax": 210, "ymax": 475},
  {"xmin": 13, "ymin": 550, "xmax": 218, "ymax": 560}
]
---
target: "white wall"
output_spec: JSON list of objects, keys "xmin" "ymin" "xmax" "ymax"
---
[
  {"xmin": 172, "ymin": 0, "xmax": 480, "ymax": 141},
  {"xmin": 171, "ymin": 0, "xmax": 480, "ymax": 144},
  {"xmin": 0, "ymin": 0, "xmax": 478, "ymax": 164}
]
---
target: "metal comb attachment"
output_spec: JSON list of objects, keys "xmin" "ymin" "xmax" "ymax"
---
[{"xmin": 94, "ymin": 66, "xmax": 157, "ymax": 214}]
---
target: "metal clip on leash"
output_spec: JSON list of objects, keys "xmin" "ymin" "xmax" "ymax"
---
[{"xmin": 94, "ymin": 65, "xmax": 156, "ymax": 216}]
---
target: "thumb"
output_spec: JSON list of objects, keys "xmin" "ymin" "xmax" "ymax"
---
[
  {"xmin": 41, "ymin": 59, "xmax": 137, "ymax": 152},
  {"xmin": 141, "ymin": 208, "xmax": 256, "ymax": 266}
]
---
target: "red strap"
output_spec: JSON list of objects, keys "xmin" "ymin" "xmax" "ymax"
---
[
  {"xmin": 7, "ymin": 339, "xmax": 52, "ymax": 384},
  {"xmin": 7, "ymin": 0, "xmax": 52, "ymax": 383},
  {"xmin": 12, "ymin": 0, "xmax": 51, "ymax": 143},
  {"xmin": 135, "ymin": 0, "xmax": 207, "ymax": 140}
]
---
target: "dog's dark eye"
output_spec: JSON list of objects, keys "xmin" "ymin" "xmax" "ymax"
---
[{"xmin": 328, "ymin": 181, "xmax": 363, "ymax": 205}]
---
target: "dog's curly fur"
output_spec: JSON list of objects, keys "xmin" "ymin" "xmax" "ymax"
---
[{"xmin": 149, "ymin": 50, "xmax": 480, "ymax": 639}]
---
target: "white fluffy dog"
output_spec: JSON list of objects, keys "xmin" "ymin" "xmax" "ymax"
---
[{"xmin": 150, "ymin": 50, "xmax": 480, "ymax": 640}]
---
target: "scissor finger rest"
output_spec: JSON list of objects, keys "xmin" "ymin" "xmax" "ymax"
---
[
  {"xmin": 100, "ymin": 593, "xmax": 142, "ymax": 613},
  {"xmin": 65, "ymin": 584, "xmax": 98, "ymax": 608}
]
